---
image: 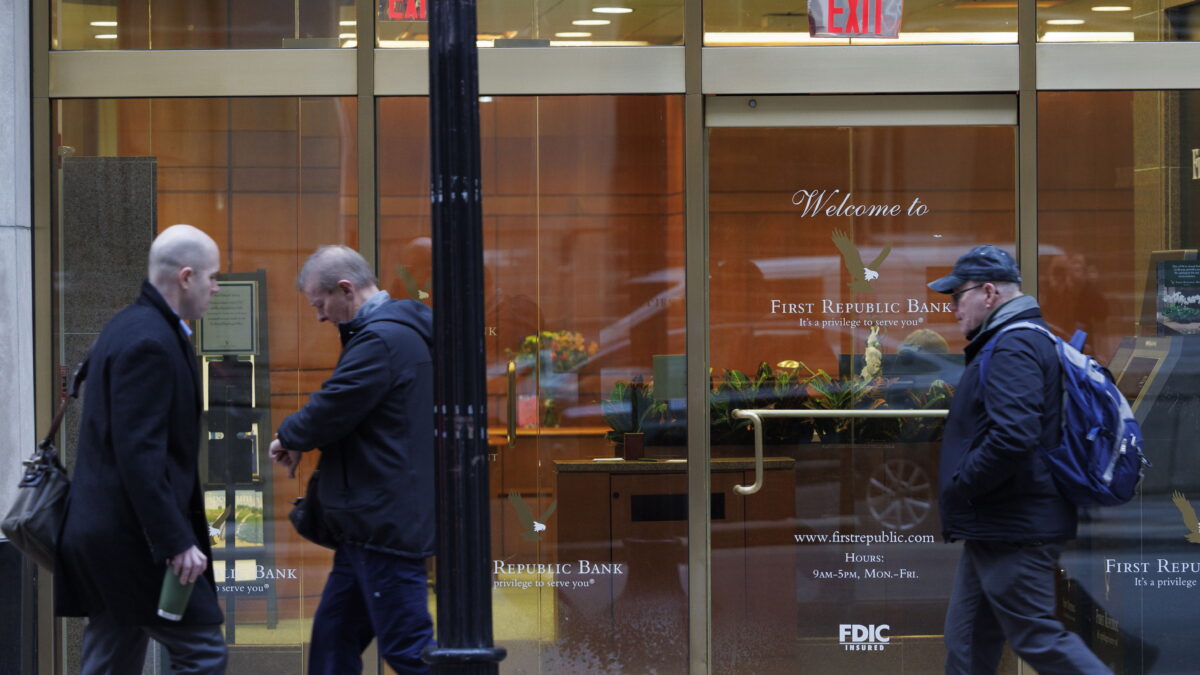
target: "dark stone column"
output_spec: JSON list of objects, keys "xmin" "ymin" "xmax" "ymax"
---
[{"xmin": 423, "ymin": 0, "xmax": 505, "ymax": 672}]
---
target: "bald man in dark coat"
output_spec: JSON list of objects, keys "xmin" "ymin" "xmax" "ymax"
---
[{"xmin": 55, "ymin": 224, "xmax": 228, "ymax": 674}]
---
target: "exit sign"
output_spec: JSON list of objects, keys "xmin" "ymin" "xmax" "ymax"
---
[
  {"xmin": 381, "ymin": 0, "xmax": 426, "ymax": 21},
  {"xmin": 809, "ymin": 0, "xmax": 903, "ymax": 39}
]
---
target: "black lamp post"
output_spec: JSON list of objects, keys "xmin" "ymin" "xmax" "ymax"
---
[{"xmin": 423, "ymin": 0, "xmax": 506, "ymax": 672}]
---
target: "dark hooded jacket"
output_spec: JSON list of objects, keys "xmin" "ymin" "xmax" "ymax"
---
[
  {"xmin": 939, "ymin": 295, "xmax": 1077, "ymax": 543},
  {"xmin": 277, "ymin": 295, "xmax": 435, "ymax": 558}
]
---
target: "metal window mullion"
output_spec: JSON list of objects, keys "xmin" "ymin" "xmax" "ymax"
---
[
  {"xmin": 684, "ymin": 0, "xmax": 709, "ymax": 671},
  {"xmin": 1018, "ymin": 0, "xmax": 1037, "ymax": 299},
  {"xmin": 30, "ymin": 0, "xmax": 57, "ymax": 669},
  {"xmin": 358, "ymin": 0, "xmax": 376, "ymax": 270}
]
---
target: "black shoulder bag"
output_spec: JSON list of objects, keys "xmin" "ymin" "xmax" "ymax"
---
[
  {"xmin": 289, "ymin": 469, "xmax": 337, "ymax": 549},
  {"xmin": 1, "ymin": 359, "xmax": 88, "ymax": 570}
]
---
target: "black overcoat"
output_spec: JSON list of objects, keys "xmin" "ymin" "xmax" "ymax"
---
[{"xmin": 55, "ymin": 280, "xmax": 223, "ymax": 626}]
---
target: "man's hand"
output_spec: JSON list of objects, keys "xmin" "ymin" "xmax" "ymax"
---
[
  {"xmin": 169, "ymin": 545, "xmax": 208, "ymax": 585},
  {"xmin": 269, "ymin": 438, "xmax": 301, "ymax": 479}
]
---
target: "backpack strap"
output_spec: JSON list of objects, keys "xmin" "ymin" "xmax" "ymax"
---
[
  {"xmin": 976, "ymin": 321, "xmax": 1059, "ymax": 386},
  {"xmin": 1068, "ymin": 329, "xmax": 1087, "ymax": 352}
]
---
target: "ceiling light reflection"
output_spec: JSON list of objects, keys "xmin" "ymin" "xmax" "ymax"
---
[
  {"xmin": 704, "ymin": 31, "xmax": 1019, "ymax": 45},
  {"xmin": 1043, "ymin": 31, "xmax": 1133, "ymax": 41}
]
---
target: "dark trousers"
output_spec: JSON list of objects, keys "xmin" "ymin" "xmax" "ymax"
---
[
  {"xmin": 80, "ymin": 611, "xmax": 227, "ymax": 675},
  {"xmin": 309, "ymin": 544, "xmax": 434, "ymax": 675},
  {"xmin": 944, "ymin": 540, "xmax": 1110, "ymax": 675}
]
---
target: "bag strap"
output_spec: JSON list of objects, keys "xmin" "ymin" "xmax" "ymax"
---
[{"xmin": 39, "ymin": 356, "xmax": 90, "ymax": 449}]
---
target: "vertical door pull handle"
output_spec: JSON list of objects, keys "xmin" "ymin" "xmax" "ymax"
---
[
  {"xmin": 506, "ymin": 361, "xmax": 517, "ymax": 448},
  {"xmin": 732, "ymin": 410, "xmax": 764, "ymax": 495}
]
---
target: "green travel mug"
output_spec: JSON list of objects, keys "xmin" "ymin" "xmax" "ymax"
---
[{"xmin": 157, "ymin": 566, "xmax": 196, "ymax": 621}]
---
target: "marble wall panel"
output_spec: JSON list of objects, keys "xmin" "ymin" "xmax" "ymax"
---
[{"xmin": 59, "ymin": 156, "xmax": 156, "ymax": 467}]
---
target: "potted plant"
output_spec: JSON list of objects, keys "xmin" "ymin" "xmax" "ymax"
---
[
  {"xmin": 600, "ymin": 377, "xmax": 660, "ymax": 459},
  {"xmin": 709, "ymin": 361, "xmax": 820, "ymax": 448},
  {"xmin": 802, "ymin": 368, "xmax": 892, "ymax": 444}
]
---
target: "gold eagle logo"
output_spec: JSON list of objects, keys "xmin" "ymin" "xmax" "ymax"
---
[
  {"xmin": 831, "ymin": 228, "xmax": 892, "ymax": 294},
  {"xmin": 508, "ymin": 490, "xmax": 558, "ymax": 541},
  {"xmin": 1171, "ymin": 491, "xmax": 1200, "ymax": 544}
]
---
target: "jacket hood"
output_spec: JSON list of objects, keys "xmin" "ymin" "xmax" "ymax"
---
[
  {"xmin": 344, "ymin": 297, "xmax": 433, "ymax": 348},
  {"xmin": 965, "ymin": 295, "xmax": 1043, "ymax": 357}
]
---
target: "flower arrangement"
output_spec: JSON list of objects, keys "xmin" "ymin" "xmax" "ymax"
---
[{"xmin": 512, "ymin": 330, "xmax": 599, "ymax": 373}]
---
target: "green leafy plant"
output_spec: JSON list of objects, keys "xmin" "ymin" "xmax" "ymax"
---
[
  {"xmin": 762, "ymin": 361, "xmax": 819, "ymax": 444},
  {"xmin": 600, "ymin": 377, "xmax": 662, "ymax": 444},
  {"xmin": 803, "ymin": 368, "xmax": 892, "ymax": 443},
  {"xmin": 600, "ymin": 364, "xmax": 956, "ymax": 447},
  {"xmin": 709, "ymin": 367, "xmax": 757, "ymax": 445},
  {"xmin": 710, "ymin": 361, "xmax": 819, "ymax": 445},
  {"xmin": 898, "ymin": 380, "xmax": 955, "ymax": 442}
]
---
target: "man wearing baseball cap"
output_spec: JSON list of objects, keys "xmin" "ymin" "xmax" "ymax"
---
[{"xmin": 931, "ymin": 245, "xmax": 1107, "ymax": 674}]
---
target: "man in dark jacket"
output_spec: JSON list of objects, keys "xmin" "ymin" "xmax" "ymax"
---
[
  {"xmin": 56, "ymin": 224, "xmax": 227, "ymax": 674},
  {"xmin": 931, "ymin": 245, "xmax": 1108, "ymax": 674},
  {"xmin": 269, "ymin": 245, "xmax": 434, "ymax": 674}
]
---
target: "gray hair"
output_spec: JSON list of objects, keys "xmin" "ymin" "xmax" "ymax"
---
[
  {"xmin": 991, "ymin": 281, "xmax": 1022, "ymax": 297},
  {"xmin": 297, "ymin": 245, "xmax": 377, "ymax": 292},
  {"xmin": 148, "ymin": 224, "xmax": 218, "ymax": 284}
]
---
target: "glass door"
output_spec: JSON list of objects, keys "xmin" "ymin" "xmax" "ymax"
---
[
  {"xmin": 379, "ymin": 94, "xmax": 688, "ymax": 672},
  {"xmin": 705, "ymin": 98, "xmax": 1019, "ymax": 672}
]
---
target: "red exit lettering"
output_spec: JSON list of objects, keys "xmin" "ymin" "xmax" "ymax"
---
[
  {"xmin": 827, "ymin": 0, "xmax": 883, "ymax": 35},
  {"xmin": 387, "ymin": 0, "xmax": 426, "ymax": 21}
]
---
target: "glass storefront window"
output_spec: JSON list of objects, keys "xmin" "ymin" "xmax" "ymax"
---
[
  {"xmin": 52, "ymin": 96, "xmax": 360, "ymax": 673},
  {"xmin": 378, "ymin": 94, "xmax": 687, "ymax": 670},
  {"xmin": 377, "ymin": 0, "xmax": 684, "ymax": 46},
  {"xmin": 1039, "ymin": 89, "xmax": 1200, "ymax": 672},
  {"xmin": 1039, "ymin": 1, "xmax": 1200, "ymax": 42},
  {"xmin": 709, "ymin": 123, "xmax": 1017, "ymax": 671},
  {"xmin": 53, "ymin": 0, "xmax": 355, "ymax": 50},
  {"xmin": 705, "ymin": 0, "xmax": 1017, "ymax": 46}
]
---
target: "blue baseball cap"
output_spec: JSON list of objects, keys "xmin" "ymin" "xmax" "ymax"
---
[{"xmin": 928, "ymin": 245, "xmax": 1022, "ymax": 294}]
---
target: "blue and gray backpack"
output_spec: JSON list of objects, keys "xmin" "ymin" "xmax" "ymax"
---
[{"xmin": 978, "ymin": 322, "xmax": 1149, "ymax": 507}]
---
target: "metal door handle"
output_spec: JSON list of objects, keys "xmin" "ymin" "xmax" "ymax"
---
[
  {"xmin": 733, "ymin": 411, "xmax": 765, "ymax": 496},
  {"xmin": 506, "ymin": 361, "xmax": 517, "ymax": 448},
  {"xmin": 730, "ymin": 408, "xmax": 950, "ymax": 496}
]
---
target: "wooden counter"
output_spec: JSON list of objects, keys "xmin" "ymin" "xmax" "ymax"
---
[{"xmin": 553, "ymin": 455, "xmax": 798, "ymax": 665}]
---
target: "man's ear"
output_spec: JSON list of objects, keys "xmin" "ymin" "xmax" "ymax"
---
[
  {"xmin": 337, "ymin": 279, "xmax": 354, "ymax": 296},
  {"xmin": 983, "ymin": 282, "xmax": 1000, "ymax": 305},
  {"xmin": 178, "ymin": 266, "xmax": 195, "ymax": 288}
]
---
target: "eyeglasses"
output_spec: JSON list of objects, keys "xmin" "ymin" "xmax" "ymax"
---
[{"xmin": 949, "ymin": 284, "xmax": 985, "ymax": 307}]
